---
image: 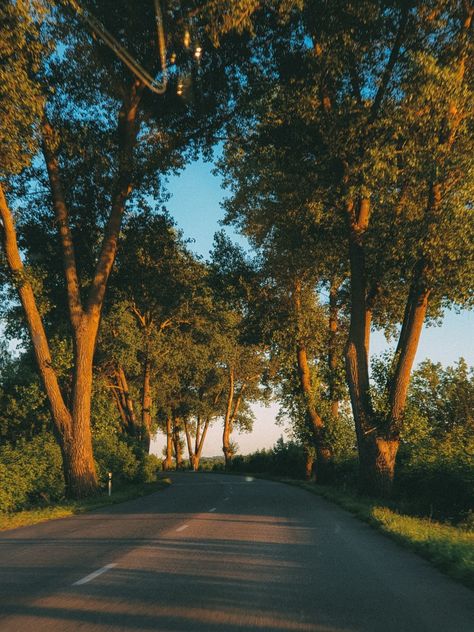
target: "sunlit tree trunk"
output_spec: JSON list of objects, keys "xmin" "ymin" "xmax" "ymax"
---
[
  {"xmin": 0, "ymin": 81, "xmax": 143, "ymax": 497},
  {"xmin": 142, "ymin": 355, "xmax": 152, "ymax": 452},
  {"xmin": 114, "ymin": 365, "xmax": 140, "ymax": 436},
  {"xmin": 173, "ymin": 418, "xmax": 183, "ymax": 469},
  {"xmin": 293, "ymin": 279, "xmax": 333, "ymax": 482},
  {"xmin": 222, "ymin": 368, "xmax": 245, "ymax": 470},
  {"xmin": 162, "ymin": 416, "xmax": 173, "ymax": 470},
  {"xmin": 345, "ymin": 196, "xmax": 432, "ymax": 496}
]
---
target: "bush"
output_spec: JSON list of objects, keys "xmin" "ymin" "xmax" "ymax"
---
[
  {"xmin": 93, "ymin": 433, "xmax": 141, "ymax": 485},
  {"xmin": 395, "ymin": 459, "xmax": 474, "ymax": 521},
  {"xmin": 230, "ymin": 439, "xmax": 308, "ymax": 479},
  {"xmin": 138, "ymin": 453, "xmax": 161, "ymax": 483},
  {"xmin": 271, "ymin": 438, "xmax": 307, "ymax": 478},
  {"xmin": 0, "ymin": 433, "xmax": 64, "ymax": 512}
]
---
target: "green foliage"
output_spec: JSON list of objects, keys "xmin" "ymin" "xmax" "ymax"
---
[
  {"xmin": 0, "ymin": 433, "xmax": 64, "ymax": 513},
  {"xmin": 92, "ymin": 432, "xmax": 141, "ymax": 485},
  {"xmin": 138, "ymin": 453, "xmax": 161, "ymax": 483},
  {"xmin": 0, "ymin": 345, "xmax": 53, "ymax": 444},
  {"xmin": 0, "ymin": 0, "xmax": 47, "ymax": 176},
  {"xmin": 231, "ymin": 438, "xmax": 308, "ymax": 478}
]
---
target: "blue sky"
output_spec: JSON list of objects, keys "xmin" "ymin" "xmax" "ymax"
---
[{"xmin": 151, "ymin": 157, "xmax": 474, "ymax": 457}]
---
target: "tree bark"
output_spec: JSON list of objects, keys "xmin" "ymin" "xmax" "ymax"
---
[
  {"xmin": 114, "ymin": 365, "xmax": 140, "ymax": 436},
  {"xmin": 162, "ymin": 416, "xmax": 173, "ymax": 470},
  {"xmin": 172, "ymin": 418, "xmax": 183, "ymax": 469},
  {"xmin": 194, "ymin": 417, "xmax": 210, "ymax": 471},
  {"xmin": 304, "ymin": 448, "xmax": 315, "ymax": 481},
  {"xmin": 142, "ymin": 355, "xmax": 152, "ymax": 452},
  {"xmin": 0, "ymin": 185, "xmax": 75, "ymax": 464},
  {"xmin": 183, "ymin": 418, "xmax": 194, "ymax": 469},
  {"xmin": 345, "ymin": 193, "xmax": 434, "ymax": 495},
  {"xmin": 293, "ymin": 279, "xmax": 333, "ymax": 482},
  {"xmin": 0, "ymin": 82, "xmax": 144, "ymax": 497},
  {"xmin": 222, "ymin": 367, "xmax": 235, "ymax": 469},
  {"xmin": 328, "ymin": 281, "xmax": 340, "ymax": 419},
  {"xmin": 344, "ymin": 197, "xmax": 400, "ymax": 495},
  {"xmin": 2, "ymin": 80, "xmax": 143, "ymax": 497}
]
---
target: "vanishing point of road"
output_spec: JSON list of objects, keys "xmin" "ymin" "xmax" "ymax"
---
[{"xmin": 0, "ymin": 472, "xmax": 473, "ymax": 631}]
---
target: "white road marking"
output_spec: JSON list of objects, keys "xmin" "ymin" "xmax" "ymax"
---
[
  {"xmin": 176, "ymin": 524, "xmax": 189, "ymax": 532},
  {"xmin": 209, "ymin": 507, "xmax": 217, "ymax": 512},
  {"xmin": 224, "ymin": 497, "xmax": 230, "ymax": 501},
  {"xmin": 73, "ymin": 563, "xmax": 116, "ymax": 586}
]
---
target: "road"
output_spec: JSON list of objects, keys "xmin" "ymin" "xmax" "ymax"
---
[{"xmin": 0, "ymin": 472, "xmax": 473, "ymax": 631}]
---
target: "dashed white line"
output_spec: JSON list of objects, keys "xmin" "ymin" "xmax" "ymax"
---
[
  {"xmin": 176, "ymin": 524, "xmax": 189, "ymax": 532},
  {"xmin": 209, "ymin": 507, "xmax": 217, "ymax": 512},
  {"xmin": 224, "ymin": 497, "xmax": 230, "ymax": 501},
  {"xmin": 73, "ymin": 563, "xmax": 116, "ymax": 586}
]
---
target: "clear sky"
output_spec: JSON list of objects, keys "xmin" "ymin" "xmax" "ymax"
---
[{"xmin": 151, "ymin": 157, "xmax": 474, "ymax": 458}]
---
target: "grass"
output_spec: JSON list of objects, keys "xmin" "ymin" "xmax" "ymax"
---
[
  {"xmin": 0, "ymin": 477, "xmax": 172, "ymax": 532},
  {"xmin": 282, "ymin": 479, "xmax": 474, "ymax": 591}
]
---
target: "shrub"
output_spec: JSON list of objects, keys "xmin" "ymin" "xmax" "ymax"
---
[
  {"xmin": 0, "ymin": 433, "xmax": 64, "ymax": 512},
  {"xmin": 230, "ymin": 439, "xmax": 308, "ymax": 479},
  {"xmin": 395, "ymin": 459, "xmax": 474, "ymax": 521},
  {"xmin": 93, "ymin": 433, "xmax": 141, "ymax": 485},
  {"xmin": 138, "ymin": 453, "xmax": 161, "ymax": 483},
  {"xmin": 271, "ymin": 438, "xmax": 307, "ymax": 478}
]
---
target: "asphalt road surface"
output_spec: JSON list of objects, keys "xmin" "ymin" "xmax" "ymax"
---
[{"xmin": 0, "ymin": 472, "xmax": 473, "ymax": 632}]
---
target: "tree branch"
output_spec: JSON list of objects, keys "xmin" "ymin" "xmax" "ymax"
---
[
  {"xmin": 87, "ymin": 81, "xmax": 143, "ymax": 317},
  {"xmin": 42, "ymin": 119, "xmax": 84, "ymax": 329},
  {"xmin": 370, "ymin": 5, "xmax": 409, "ymax": 122},
  {"xmin": 0, "ymin": 184, "xmax": 72, "ymax": 439}
]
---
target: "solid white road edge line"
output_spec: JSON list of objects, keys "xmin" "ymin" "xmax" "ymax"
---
[
  {"xmin": 176, "ymin": 524, "xmax": 189, "ymax": 532},
  {"xmin": 73, "ymin": 563, "xmax": 117, "ymax": 586}
]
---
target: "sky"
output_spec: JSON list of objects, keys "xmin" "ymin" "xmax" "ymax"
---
[{"xmin": 151, "ymin": 157, "xmax": 474, "ymax": 458}]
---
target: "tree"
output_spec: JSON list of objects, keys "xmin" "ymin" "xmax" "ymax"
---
[
  {"xmin": 102, "ymin": 211, "xmax": 207, "ymax": 451},
  {"xmin": 0, "ymin": 0, "xmax": 257, "ymax": 496},
  {"xmin": 217, "ymin": 0, "xmax": 474, "ymax": 494},
  {"xmin": 209, "ymin": 233, "xmax": 270, "ymax": 468}
]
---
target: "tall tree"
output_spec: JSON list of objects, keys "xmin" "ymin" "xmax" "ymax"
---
[
  {"xmin": 0, "ymin": 0, "xmax": 234, "ymax": 495},
  {"xmin": 217, "ymin": 0, "xmax": 474, "ymax": 494},
  {"xmin": 209, "ymin": 233, "xmax": 269, "ymax": 468}
]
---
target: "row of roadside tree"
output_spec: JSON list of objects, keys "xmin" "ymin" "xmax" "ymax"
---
[{"xmin": 0, "ymin": 0, "xmax": 473, "ymax": 502}]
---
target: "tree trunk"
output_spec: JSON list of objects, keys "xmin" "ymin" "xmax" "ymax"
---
[
  {"xmin": 359, "ymin": 282, "xmax": 431, "ymax": 494},
  {"xmin": 344, "ymin": 198, "xmax": 400, "ymax": 495},
  {"xmin": 65, "ymin": 317, "xmax": 99, "ymax": 497},
  {"xmin": 183, "ymin": 418, "xmax": 195, "ymax": 469},
  {"xmin": 388, "ymin": 285, "xmax": 430, "ymax": 426},
  {"xmin": 142, "ymin": 356, "xmax": 152, "ymax": 452},
  {"xmin": 328, "ymin": 281, "xmax": 340, "ymax": 419},
  {"xmin": 0, "ymin": 186, "xmax": 97, "ymax": 496},
  {"xmin": 194, "ymin": 417, "xmax": 210, "ymax": 471},
  {"xmin": 222, "ymin": 424, "xmax": 232, "ymax": 470},
  {"xmin": 304, "ymin": 449, "xmax": 315, "ymax": 481},
  {"xmin": 162, "ymin": 416, "xmax": 173, "ymax": 470},
  {"xmin": 0, "ymin": 84, "xmax": 143, "ymax": 498},
  {"xmin": 115, "ymin": 365, "xmax": 140, "ymax": 436},
  {"xmin": 109, "ymin": 377, "xmax": 129, "ymax": 429},
  {"xmin": 222, "ymin": 368, "xmax": 235, "ymax": 470},
  {"xmin": 293, "ymin": 279, "xmax": 333, "ymax": 482},
  {"xmin": 173, "ymin": 418, "xmax": 183, "ymax": 469},
  {"xmin": 345, "ymin": 196, "xmax": 433, "ymax": 495}
]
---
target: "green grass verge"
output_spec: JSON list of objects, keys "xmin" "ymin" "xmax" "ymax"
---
[
  {"xmin": 281, "ymin": 479, "xmax": 474, "ymax": 591},
  {"xmin": 0, "ymin": 477, "xmax": 172, "ymax": 532}
]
